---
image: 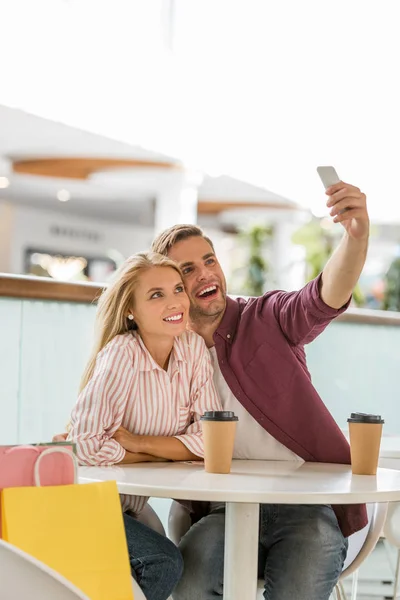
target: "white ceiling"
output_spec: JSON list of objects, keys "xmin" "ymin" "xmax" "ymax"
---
[
  {"xmin": 0, "ymin": 104, "xmax": 173, "ymax": 162},
  {"xmin": 0, "ymin": 105, "xmax": 297, "ymax": 225},
  {"xmin": 0, "ymin": 105, "xmax": 168, "ymax": 224},
  {"xmin": 1, "ymin": 174, "xmax": 156, "ymax": 225},
  {"xmin": 1, "ymin": 2, "xmax": 399, "ymax": 223}
]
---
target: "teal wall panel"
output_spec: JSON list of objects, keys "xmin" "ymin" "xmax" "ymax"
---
[
  {"xmin": 17, "ymin": 300, "xmax": 96, "ymax": 443},
  {"xmin": 306, "ymin": 322, "xmax": 400, "ymax": 434},
  {"xmin": 0, "ymin": 295, "xmax": 399, "ymax": 444},
  {"xmin": 0, "ymin": 298, "xmax": 22, "ymax": 443}
]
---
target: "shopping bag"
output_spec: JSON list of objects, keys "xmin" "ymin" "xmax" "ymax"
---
[
  {"xmin": 0, "ymin": 444, "xmax": 76, "ymax": 537},
  {"xmin": 1, "ymin": 478, "xmax": 134, "ymax": 600}
]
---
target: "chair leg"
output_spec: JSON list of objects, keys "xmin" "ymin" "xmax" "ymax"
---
[
  {"xmin": 335, "ymin": 580, "xmax": 348, "ymax": 600},
  {"xmin": 383, "ymin": 538, "xmax": 397, "ymax": 576},
  {"xmin": 350, "ymin": 569, "xmax": 359, "ymax": 600},
  {"xmin": 334, "ymin": 583, "xmax": 342, "ymax": 600},
  {"xmin": 393, "ymin": 549, "xmax": 400, "ymax": 599},
  {"xmin": 339, "ymin": 581, "xmax": 347, "ymax": 600}
]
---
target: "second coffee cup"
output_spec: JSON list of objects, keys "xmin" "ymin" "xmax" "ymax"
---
[
  {"xmin": 200, "ymin": 411, "xmax": 238, "ymax": 474},
  {"xmin": 348, "ymin": 412, "xmax": 384, "ymax": 475}
]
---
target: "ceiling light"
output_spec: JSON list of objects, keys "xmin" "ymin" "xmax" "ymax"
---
[
  {"xmin": 57, "ymin": 189, "xmax": 71, "ymax": 202},
  {"xmin": 0, "ymin": 177, "xmax": 10, "ymax": 189}
]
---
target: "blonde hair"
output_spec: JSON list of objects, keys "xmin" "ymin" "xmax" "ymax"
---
[
  {"xmin": 151, "ymin": 224, "xmax": 215, "ymax": 256},
  {"xmin": 80, "ymin": 251, "xmax": 182, "ymax": 391}
]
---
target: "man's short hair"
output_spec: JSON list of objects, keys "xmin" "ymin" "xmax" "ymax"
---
[{"xmin": 151, "ymin": 224, "xmax": 215, "ymax": 256}]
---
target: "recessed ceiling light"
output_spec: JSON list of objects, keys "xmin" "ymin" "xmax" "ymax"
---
[
  {"xmin": 57, "ymin": 189, "xmax": 71, "ymax": 202},
  {"xmin": 0, "ymin": 177, "xmax": 10, "ymax": 189}
]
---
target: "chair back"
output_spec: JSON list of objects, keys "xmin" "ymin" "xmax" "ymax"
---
[
  {"xmin": 0, "ymin": 538, "xmax": 90, "ymax": 600},
  {"xmin": 137, "ymin": 502, "xmax": 166, "ymax": 536},
  {"xmin": 383, "ymin": 501, "xmax": 400, "ymax": 547},
  {"xmin": 341, "ymin": 502, "xmax": 388, "ymax": 578}
]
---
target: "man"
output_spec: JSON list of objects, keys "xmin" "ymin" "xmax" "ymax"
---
[{"xmin": 149, "ymin": 179, "xmax": 369, "ymax": 600}]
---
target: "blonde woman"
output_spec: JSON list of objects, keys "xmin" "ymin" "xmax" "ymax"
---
[{"xmin": 65, "ymin": 252, "xmax": 222, "ymax": 600}]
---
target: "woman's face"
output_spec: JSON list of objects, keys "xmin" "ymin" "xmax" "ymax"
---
[{"xmin": 131, "ymin": 266, "xmax": 189, "ymax": 339}]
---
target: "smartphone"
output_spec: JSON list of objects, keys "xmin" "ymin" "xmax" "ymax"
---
[{"xmin": 316, "ymin": 166, "xmax": 340, "ymax": 190}]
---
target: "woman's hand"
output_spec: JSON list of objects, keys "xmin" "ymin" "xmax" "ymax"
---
[
  {"xmin": 119, "ymin": 452, "xmax": 169, "ymax": 464},
  {"xmin": 52, "ymin": 433, "xmax": 68, "ymax": 442},
  {"xmin": 112, "ymin": 426, "xmax": 143, "ymax": 453},
  {"xmin": 113, "ymin": 426, "xmax": 201, "ymax": 461}
]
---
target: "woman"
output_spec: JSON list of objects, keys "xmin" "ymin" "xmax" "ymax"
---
[{"xmin": 67, "ymin": 251, "xmax": 222, "ymax": 600}]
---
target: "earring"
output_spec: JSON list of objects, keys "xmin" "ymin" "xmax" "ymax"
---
[{"xmin": 127, "ymin": 314, "xmax": 134, "ymax": 321}]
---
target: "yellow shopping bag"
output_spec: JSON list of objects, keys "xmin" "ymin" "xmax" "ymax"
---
[{"xmin": 1, "ymin": 480, "xmax": 134, "ymax": 600}]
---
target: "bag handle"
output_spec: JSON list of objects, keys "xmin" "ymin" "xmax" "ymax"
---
[
  {"xmin": 34, "ymin": 447, "xmax": 78, "ymax": 487},
  {"xmin": 4, "ymin": 445, "xmax": 40, "ymax": 455}
]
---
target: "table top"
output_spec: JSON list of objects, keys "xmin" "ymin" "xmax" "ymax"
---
[{"xmin": 79, "ymin": 459, "xmax": 400, "ymax": 504}]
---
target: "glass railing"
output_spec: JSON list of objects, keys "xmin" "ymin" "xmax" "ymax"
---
[
  {"xmin": 1, "ymin": 274, "xmax": 399, "ymax": 445},
  {"xmin": 0, "ymin": 275, "xmax": 100, "ymax": 444},
  {"xmin": 306, "ymin": 315, "xmax": 400, "ymax": 433}
]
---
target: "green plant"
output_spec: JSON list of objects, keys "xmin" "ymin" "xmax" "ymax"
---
[
  {"xmin": 382, "ymin": 256, "xmax": 400, "ymax": 311},
  {"xmin": 238, "ymin": 224, "xmax": 273, "ymax": 296},
  {"xmin": 291, "ymin": 220, "xmax": 334, "ymax": 280},
  {"xmin": 292, "ymin": 219, "xmax": 365, "ymax": 308}
]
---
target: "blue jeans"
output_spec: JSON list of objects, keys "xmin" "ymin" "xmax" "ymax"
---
[
  {"xmin": 123, "ymin": 512, "xmax": 183, "ymax": 600},
  {"xmin": 173, "ymin": 504, "xmax": 348, "ymax": 600}
]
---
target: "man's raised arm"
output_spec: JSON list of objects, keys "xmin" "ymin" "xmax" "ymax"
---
[{"xmin": 320, "ymin": 180, "xmax": 369, "ymax": 309}]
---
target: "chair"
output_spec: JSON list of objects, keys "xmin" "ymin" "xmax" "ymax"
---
[
  {"xmin": 132, "ymin": 578, "xmax": 148, "ymax": 600},
  {"xmin": 383, "ymin": 501, "xmax": 400, "ymax": 599},
  {"xmin": 137, "ymin": 501, "xmax": 166, "ymax": 536},
  {"xmin": 0, "ymin": 538, "xmax": 90, "ymax": 600},
  {"xmin": 0, "ymin": 536, "xmax": 147, "ymax": 600},
  {"xmin": 168, "ymin": 500, "xmax": 388, "ymax": 600}
]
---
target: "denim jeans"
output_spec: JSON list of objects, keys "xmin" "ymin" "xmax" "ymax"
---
[
  {"xmin": 123, "ymin": 512, "xmax": 183, "ymax": 600},
  {"xmin": 172, "ymin": 504, "xmax": 348, "ymax": 600}
]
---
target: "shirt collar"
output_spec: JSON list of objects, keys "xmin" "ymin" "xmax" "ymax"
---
[
  {"xmin": 134, "ymin": 333, "xmax": 154, "ymax": 371},
  {"xmin": 172, "ymin": 335, "xmax": 188, "ymax": 365},
  {"xmin": 134, "ymin": 331, "xmax": 187, "ymax": 371},
  {"xmin": 214, "ymin": 296, "xmax": 240, "ymax": 344}
]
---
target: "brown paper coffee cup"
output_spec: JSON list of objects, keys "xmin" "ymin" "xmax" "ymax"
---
[
  {"xmin": 201, "ymin": 411, "xmax": 238, "ymax": 474},
  {"xmin": 348, "ymin": 413, "xmax": 384, "ymax": 475}
]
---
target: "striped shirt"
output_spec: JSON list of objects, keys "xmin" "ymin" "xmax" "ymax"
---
[{"xmin": 68, "ymin": 329, "xmax": 222, "ymax": 514}]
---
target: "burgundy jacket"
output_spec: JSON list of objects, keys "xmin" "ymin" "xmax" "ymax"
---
[{"xmin": 189, "ymin": 274, "xmax": 368, "ymax": 538}]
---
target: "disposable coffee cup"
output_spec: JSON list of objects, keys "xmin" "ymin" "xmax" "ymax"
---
[
  {"xmin": 347, "ymin": 412, "xmax": 384, "ymax": 475},
  {"xmin": 200, "ymin": 411, "xmax": 238, "ymax": 474}
]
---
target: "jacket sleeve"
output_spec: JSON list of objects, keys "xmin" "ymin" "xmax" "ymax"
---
[
  {"xmin": 68, "ymin": 336, "xmax": 135, "ymax": 466},
  {"xmin": 262, "ymin": 273, "xmax": 351, "ymax": 346}
]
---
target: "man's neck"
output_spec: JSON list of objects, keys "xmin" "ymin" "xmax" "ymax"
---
[{"xmin": 189, "ymin": 312, "xmax": 224, "ymax": 348}]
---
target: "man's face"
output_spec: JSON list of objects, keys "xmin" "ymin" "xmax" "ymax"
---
[{"xmin": 167, "ymin": 236, "xmax": 227, "ymax": 320}]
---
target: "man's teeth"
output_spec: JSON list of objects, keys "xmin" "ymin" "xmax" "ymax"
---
[
  {"xmin": 199, "ymin": 286, "xmax": 217, "ymax": 297},
  {"xmin": 164, "ymin": 314, "xmax": 182, "ymax": 322}
]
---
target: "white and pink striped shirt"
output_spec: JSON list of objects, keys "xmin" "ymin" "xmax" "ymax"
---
[{"xmin": 68, "ymin": 329, "xmax": 222, "ymax": 514}]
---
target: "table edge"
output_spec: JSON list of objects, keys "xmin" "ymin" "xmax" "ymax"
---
[{"xmin": 78, "ymin": 475, "xmax": 400, "ymax": 504}]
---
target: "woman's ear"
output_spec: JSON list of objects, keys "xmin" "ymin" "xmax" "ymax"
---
[{"xmin": 126, "ymin": 313, "xmax": 138, "ymax": 330}]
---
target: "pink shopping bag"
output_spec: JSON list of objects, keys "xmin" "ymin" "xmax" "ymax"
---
[{"xmin": 0, "ymin": 444, "xmax": 77, "ymax": 537}]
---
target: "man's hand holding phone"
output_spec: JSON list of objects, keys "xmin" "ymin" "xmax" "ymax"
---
[{"xmin": 317, "ymin": 166, "xmax": 369, "ymax": 241}]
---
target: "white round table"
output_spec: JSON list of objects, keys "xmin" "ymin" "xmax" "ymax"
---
[{"xmin": 79, "ymin": 460, "xmax": 400, "ymax": 600}]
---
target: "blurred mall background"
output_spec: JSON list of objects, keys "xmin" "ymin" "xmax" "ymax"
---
[
  {"xmin": 2, "ymin": 3, "xmax": 400, "ymax": 597},
  {"xmin": 0, "ymin": 0, "xmax": 399, "ymax": 309}
]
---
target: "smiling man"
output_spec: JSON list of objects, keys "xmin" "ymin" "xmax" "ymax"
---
[{"xmin": 151, "ymin": 180, "xmax": 370, "ymax": 600}]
